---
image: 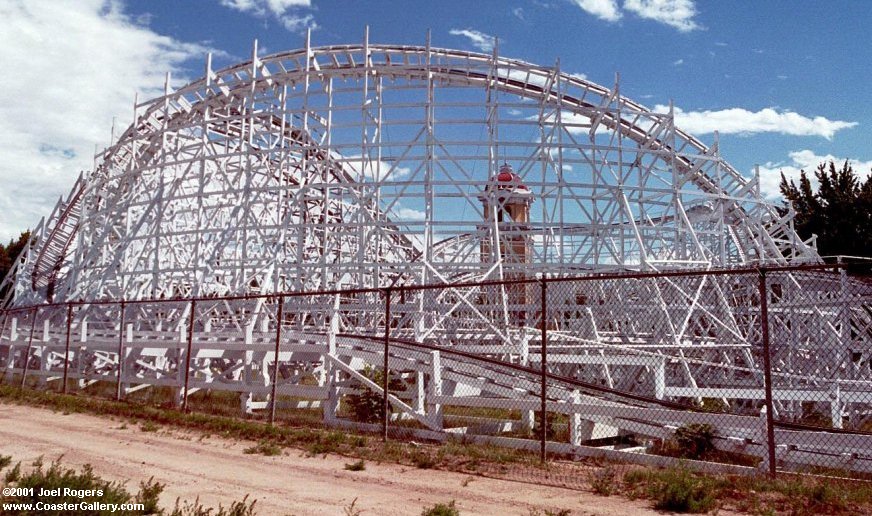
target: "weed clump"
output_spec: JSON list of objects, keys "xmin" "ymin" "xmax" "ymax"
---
[
  {"xmin": 588, "ymin": 466, "xmax": 617, "ymax": 496},
  {"xmin": 344, "ymin": 459, "xmax": 366, "ymax": 471},
  {"xmin": 421, "ymin": 500, "xmax": 459, "ymax": 516},
  {"xmin": 243, "ymin": 441, "xmax": 282, "ymax": 456}
]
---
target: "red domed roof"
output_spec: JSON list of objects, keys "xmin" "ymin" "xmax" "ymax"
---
[
  {"xmin": 490, "ymin": 163, "xmax": 528, "ymax": 190},
  {"xmin": 496, "ymin": 170, "xmax": 515, "ymax": 182}
]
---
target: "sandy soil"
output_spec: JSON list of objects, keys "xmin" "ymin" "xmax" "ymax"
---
[{"xmin": 0, "ymin": 403, "xmax": 665, "ymax": 515}]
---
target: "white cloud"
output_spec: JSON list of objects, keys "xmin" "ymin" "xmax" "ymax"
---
[
  {"xmin": 566, "ymin": 0, "xmax": 700, "ymax": 32},
  {"xmin": 568, "ymin": 72, "xmax": 588, "ymax": 81},
  {"xmin": 569, "ymin": 0, "xmax": 622, "ymax": 22},
  {"xmin": 220, "ymin": 0, "xmax": 317, "ymax": 33},
  {"xmin": 0, "ymin": 0, "xmax": 209, "ymax": 241},
  {"xmin": 623, "ymin": 0, "xmax": 700, "ymax": 32},
  {"xmin": 653, "ymin": 105, "xmax": 857, "ymax": 140},
  {"xmin": 512, "ymin": 7, "xmax": 525, "ymax": 20},
  {"xmin": 756, "ymin": 150, "xmax": 872, "ymax": 200},
  {"xmin": 449, "ymin": 28, "xmax": 497, "ymax": 52},
  {"xmin": 673, "ymin": 58, "xmax": 684, "ymax": 66},
  {"xmin": 395, "ymin": 207, "xmax": 426, "ymax": 221}
]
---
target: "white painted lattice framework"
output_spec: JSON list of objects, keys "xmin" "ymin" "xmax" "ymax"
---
[{"xmin": 2, "ymin": 34, "xmax": 871, "ymax": 475}]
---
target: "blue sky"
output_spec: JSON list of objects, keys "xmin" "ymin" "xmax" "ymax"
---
[{"xmin": 1, "ymin": 0, "xmax": 870, "ymax": 241}]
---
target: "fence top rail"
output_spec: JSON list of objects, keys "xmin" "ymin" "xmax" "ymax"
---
[{"xmin": 2, "ymin": 262, "xmax": 861, "ymax": 315}]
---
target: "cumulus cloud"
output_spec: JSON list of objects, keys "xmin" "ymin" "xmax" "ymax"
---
[
  {"xmin": 569, "ymin": 0, "xmax": 622, "ymax": 22},
  {"xmin": 653, "ymin": 105, "xmax": 857, "ymax": 140},
  {"xmin": 220, "ymin": 0, "xmax": 317, "ymax": 33},
  {"xmin": 623, "ymin": 0, "xmax": 700, "ymax": 32},
  {"xmin": 0, "ymin": 0, "xmax": 209, "ymax": 241},
  {"xmin": 449, "ymin": 28, "xmax": 497, "ymax": 52},
  {"xmin": 395, "ymin": 207, "xmax": 426, "ymax": 221},
  {"xmin": 756, "ymin": 150, "xmax": 872, "ymax": 200},
  {"xmin": 566, "ymin": 0, "xmax": 700, "ymax": 31}
]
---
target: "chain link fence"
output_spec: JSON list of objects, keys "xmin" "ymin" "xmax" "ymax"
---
[{"xmin": 2, "ymin": 262, "xmax": 871, "ymax": 485}]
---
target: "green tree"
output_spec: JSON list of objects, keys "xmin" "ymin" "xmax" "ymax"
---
[
  {"xmin": 0, "ymin": 231, "xmax": 31, "ymax": 297},
  {"xmin": 780, "ymin": 161, "xmax": 872, "ymax": 260}
]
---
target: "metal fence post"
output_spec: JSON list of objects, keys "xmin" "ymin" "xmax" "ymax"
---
[
  {"xmin": 115, "ymin": 300, "xmax": 127, "ymax": 401},
  {"xmin": 182, "ymin": 299, "xmax": 196, "ymax": 413},
  {"xmin": 540, "ymin": 278, "xmax": 548, "ymax": 463},
  {"xmin": 383, "ymin": 287, "xmax": 392, "ymax": 442},
  {"xmin": 62, "ymin": 303, "xmax": 72, "ymax": 394},
  {"xmin": 269, "ymin": 295, "xmax": 285, "ymax": 425},
  {"xmin": 20, "ymin": 307, "xmax": 38, "ymax": 389},
  {"xmin": 757, "ymin": 268, "xmax": 777, "ymax": 478}
]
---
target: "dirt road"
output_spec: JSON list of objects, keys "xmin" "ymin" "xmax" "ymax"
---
[{"xmin": 0, "ymin": 403, "xmax": 661, "ymax": 515}]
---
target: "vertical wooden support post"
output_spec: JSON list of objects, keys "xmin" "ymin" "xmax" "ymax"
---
[
  {"xmin": 654, "ymin": 357, "xmax": 666, "ymax": 400},
  {"xmin": 428, "ymin": 350, "xmax": 443, "ymax": 430},
  {"xmin": 569, "ymin": 389, "xmax": 582, "ymax": 446},
  {"xmin": 382, "ymin": 287, "xmax": 392, "ymax": 442},
  {"xmin": 269, "ymin": 295, "xmax": 284, "ymax": 425},
  {"xmin": 5, "ymin": 316, "xmax": 18, "ymax": 383},
  {"xmin": 20, "ymin": 307, "xmax": 38, "ymax": 388},
  {"xmin": 62, "ymin": 304, "xmax": 72, "ymax": 394},
  {"xmin": 540, "ymin": 278, "xmax": 548, "ymax": 463},
  {"xmin": 758, "ymin": 268, "xmax": 777, "ymax": 478},
  {"xmin": 182, "ymin": 299, "xmax": 196, "ymax": 413},
  {"xmin": 115, "ymin": 300, "xmax": 127, "ymax": 401}
]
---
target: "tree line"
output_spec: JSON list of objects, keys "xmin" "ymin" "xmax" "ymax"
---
[{"xmin": 779, "ymin": 160, "xmax": 872, "ymax": 260}]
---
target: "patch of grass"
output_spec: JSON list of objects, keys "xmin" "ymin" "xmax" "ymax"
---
[
  {"xmin": 140, "ymin": 421, "xmax": 159, "ymax": 432},
  {"xmin": 588, "ymin": 466, "xmax": 617, "ymax": 496},
  {"xmin": 243, "ymin": 441, "xmax": 282, "ymax": 456},
  {"xmin": 169, "ymin": 494, "xmax": 257, "ymax": 516},
  {"xmin": 648, "ymin": 466, "xmax": 718, "ymax": 513},
  {"xmin": 421, "ymin": 500, "xmax": 459, "ymax": 516},
  {"xmin": 0, "ymin": 455, "xmax": 11, "ymax": 471},
  {"xmin": 411, "ymin": 450, "xmax": 438, "ymax": 469},
  {"xmin": 344, "ymin": 459, "xmax": 366, "ymax": 471}
]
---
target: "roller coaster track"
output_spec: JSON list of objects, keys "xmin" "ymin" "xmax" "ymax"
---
[{"xmin": 30, "ymin": 172, "xmax": 86, "ymax": 295}]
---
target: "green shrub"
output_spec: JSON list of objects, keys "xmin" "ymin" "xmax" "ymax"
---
[
  {"xmin": 0, "ymin": 455, "xmax": 11, "ymax": 471},
  {"xmin": 421, "ymin": 500, "xmax": 460, "ymax": 516},
  {"xmin": 3, "ymin": 459, "xmax": 136, "ymax": 515},
  {"xmin": 412, "ymin": 451, "xmax": 438, "ymax": 469},
  {"xmin": 169, "ymin": 495, "xmax": 257, "ymax": 516},
  {"xmin": 135, "ymin": 477, "xmax": 164, "ymax": 514},
  {"xmin": 346, "ymin": 366, "xmax": 403, "ymax": 424},
  {"xmin": 674, "ymin": 423, "xmax": 717, "ymax": 460},
  {"xmin": 4, "ymin": 462, "xmax": 21, "ymax": 483},
  {"xmin": 648, "ymin": 466, "xmax": 717, "ymax": 513}
]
